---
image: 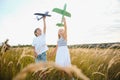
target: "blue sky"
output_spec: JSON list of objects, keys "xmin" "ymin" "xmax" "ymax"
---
[{"xmin": 0, "ymin": 0, "xmax": 120, "ymax": 45}]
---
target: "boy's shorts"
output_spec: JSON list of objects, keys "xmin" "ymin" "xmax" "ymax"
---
[{"xmin": 35, "ymin": 52, "xmax": 47, "ymax": 63}]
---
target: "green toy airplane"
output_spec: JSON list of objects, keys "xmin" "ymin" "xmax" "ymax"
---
[{"xmin": 52, "ymin": 3, "xmax": 71, "ymax": 27}]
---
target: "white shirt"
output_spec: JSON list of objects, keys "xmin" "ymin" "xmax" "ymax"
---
[{"xmin": 32, "ymin": 34, "xmax": 48, "ymax": 55}]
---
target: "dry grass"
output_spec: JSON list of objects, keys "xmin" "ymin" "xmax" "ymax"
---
[
  {"xmin": 13, "ymin": 62, "xmax": 89, "ymax": 80},
  {"xmin": 0, "ymin": 44, "xmax": 120, "ymax": 80}
]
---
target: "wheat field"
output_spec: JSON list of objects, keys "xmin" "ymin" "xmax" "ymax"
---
[{"xmin": 0, "ymin": 45, "xmax": 120, "ymax": 80}]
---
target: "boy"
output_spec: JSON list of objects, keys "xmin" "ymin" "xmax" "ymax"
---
[{"xmin": 32, "ymin": 17, "xmax": 48, "ymax": 63}]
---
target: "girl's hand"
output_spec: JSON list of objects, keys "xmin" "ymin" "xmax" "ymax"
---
[{"xmin": 62, "ymin": 17, "xmax": 66, "ymax": 22}]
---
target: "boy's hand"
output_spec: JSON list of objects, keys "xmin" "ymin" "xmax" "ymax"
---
[
  {"xmin": 43, "ymin": 16, "xmax": 46, "ymax": 20},
  {"xmin": 34, "ymin": 52, "xmax": 38, "ymax": 58},
  {"xmin": 43, "ymin": 16, "xmax": 46, "ymax": 34},
  {"xmin": 48, "ymin": 52, "xmax": 54, "ymax": 58}
]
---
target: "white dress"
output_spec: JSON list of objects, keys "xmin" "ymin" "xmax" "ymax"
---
[{"xmin": 55, "ymin": 37, "xmax": 71, "ymax": 67}]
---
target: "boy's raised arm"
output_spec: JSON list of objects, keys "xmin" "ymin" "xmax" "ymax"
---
[{"xmin": 43, "ymin": 17, "xmax": 46, "ymax": 34}]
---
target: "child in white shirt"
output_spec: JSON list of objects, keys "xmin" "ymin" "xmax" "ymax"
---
[{"xmin": 32, "ymin": 17, "xmax": 48, "ymax": 63}]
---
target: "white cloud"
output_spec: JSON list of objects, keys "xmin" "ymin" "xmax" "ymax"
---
[{"xmin": 0, "ymin": 0, "xmax": 120, "ymax": 45}]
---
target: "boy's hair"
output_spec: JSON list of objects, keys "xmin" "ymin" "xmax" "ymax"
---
[{"xmin": 34, "ymin": 28, "xmax": 39, "ymax": 37}]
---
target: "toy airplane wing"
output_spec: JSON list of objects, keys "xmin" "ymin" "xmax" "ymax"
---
[
  {"xmin": 34, "ymin": 13, "xmax": 51, "ymax": 17},
  {"xmin": 34, "ymin": 13, "xmax": 44, "ymax": 15},
  {"xmin": 56, "ymin": 23, "xmax": 64, "ymax": 27},
  {"xmin": 52, "ymin": 8, "xmax": 71, "ymax": 17},
  {"xmin": 34, "ymin": 12, "xmax": 51, "ymax": 21}
]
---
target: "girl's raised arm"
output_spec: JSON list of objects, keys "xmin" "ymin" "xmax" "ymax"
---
[{"xmin": 63, "ymin": 17, "xmax": 67, "ymax": 41}]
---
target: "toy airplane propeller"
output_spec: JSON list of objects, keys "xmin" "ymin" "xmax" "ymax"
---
[
  {"xmin": 52, "ymin": 3, "xmax": 71, "ymax": 27},
  {"xmin": 34, "ymin": 11, "xmax": 51, "ymax": 21}
]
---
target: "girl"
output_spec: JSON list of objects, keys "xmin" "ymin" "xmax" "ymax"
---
[
  {"xmin": 51, "ymin": 17, "xmax": 71, "ymax": 67},
  {"xmin": 32, "ymin": 17, "xmax": 48, "ymax": 63}
]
